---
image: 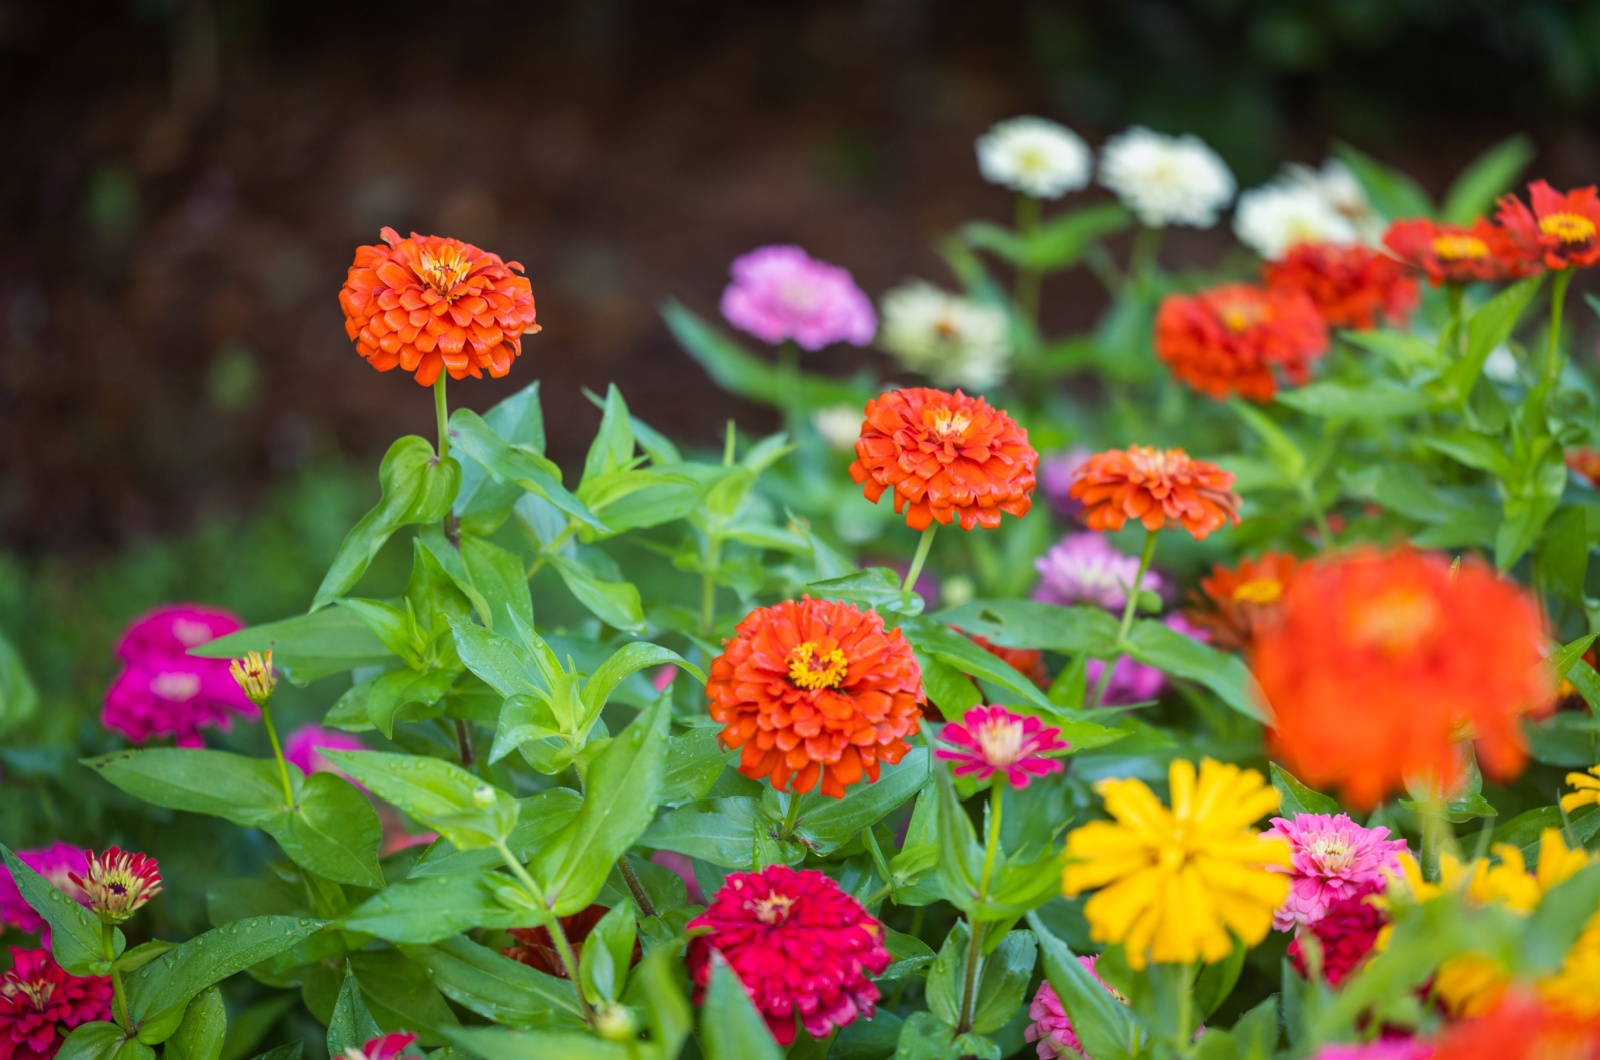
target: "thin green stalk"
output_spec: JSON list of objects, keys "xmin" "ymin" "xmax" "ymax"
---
[
  {"xmin": 701, "ymin": 535, "xmax": 723, "ymax": 636},
  {"xmin": 495, "ymin": 840, "xmax": 596, "ymax": 1023},
  {"xmin": 433, "ymin": 372, "xmax": 450, "ymax": 462},
  {"xmin": 781, "ymin": 789, "xmax": 805, "ymax": 838},
  {"xmin": 1445, "ymin": 282, "xmax": 1465, "ymax": 358},
  {"xmin": 1126, "ymin": 225, "xmax": 1164, "ymax": 294},
  {"xmin": 261, "ymin": 699, "xmax": 296, "ymax": 810},
  {"xmin": 454, "ymin": 719, "xmax": 475, "ymax": 772},
  {"xmin": 1418, "ymin": 798, "xmax": 1456, "ymax": 883},
  {"xmin": 956, "ymin": 781, "xmax": 1006, "ymax": 1034},
  {"xmin": 901, "ymin": 524, "xmax": 938, "ymax": 606},
  {"xmin": 955, "ymin": 919, "xmax": 986, "ymax": 1034},
  {"xmin": 1087, "ymin": 530, "xmax": 1159, "ymax": 709},
  {"xmin": 1548, "ymin": 268, "xmax": 1574, "ymax": 382},
  {"xmin": 863, "ymin": 882, "xmax": 894, "ymax": 908},
  {"xmin": 779, "ymin": 340, "xmax": 802, "ymax": 428},
  {"xmin": 617, "ymin": 857, "xmax": 658, "ymax": 919},
  {"xmin": 1175, "ymin": 967, "xmax": 1194, "ymax": 1053},
  {"xmin": 1299, "ymin": 481, "xmax": 1335, "ymax": 545},
  {"xmin": 525, "ymin": 519, "xmax": 580, "ymax": 579},
  {"xmin": 978, "ymin": 780, "xmax": 1003, "ymax": 893},
  {"xmin": 104, "ymin": 924, "xmax": 128, "ymax": 1028}
]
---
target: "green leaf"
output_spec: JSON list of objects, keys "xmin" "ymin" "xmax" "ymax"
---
[
  {"xmin": 447, "ymin": 1028, "xmax": 631, "ymax": 1060},
  {"xmin": 1193, "ymin": 939, "xmax": 1246, "ymax": 1019},
  {"xmin": 364, "ymin": 665, "xmax": 459, "ymax": 739},
  {"xmin": 1442, "ymin": 275, "xmax": 1544, "ymax": 406},
  {"xmin": 893, "ymin": 1011, "xmax": 996, "ymax": 1060},
  {"xmin": 0, "ymin": 627, "xmax": 38, "ymax": 737},
  {"xmin": 549, "ymin": 553, "xmax": 646, "ymax": 633},
  {"xmin": 246, "ymin": 1045, "xmax": 303, "ymax": 1060},
  {"xmin": 1269, "ymin": 765, "xmax": 1340, "ymax": 818},
  {"xmin": 314, "ymin": 436, "xmax": 461, "ymax": 609},
  {"xmin": 266, "ymin": 772, "xmax": 385, "ymax": 889},
  {"xmin": 933, "ymin": 767, "xmax": 983, "ymax": 912},
  {"xmin": 347, "ymin": 948, "xmax": 461, "ymax": 1044},
  {"xmin": 1124, "ymin": 619, "xmax": 1265, "ymax": 721},
  {"xmin": 641, "ymin": 797, "xmax": 761, "ymax": 868},
  {"xmin": 413, "ymin": 787, "xmax": 584, "ymax": 876},
  {"xmin": 903, "ymin": 617, "xmax": 1051, "ymax": 710},
  {"xmin": 324, "ymin": 750, "xmax": 519, "ymax": 851},
  {"xmin": 933, "ymin": 601, "xmax": 1120, "ymax": 656},
  {"xmin": 448, "ymin": 615, "xmax": 552, "ymax": 700},
  {"xmin": 1229, "ymin": 399, "xmax": 1306, "ymax": 484},
  {"xmin": 164, "ymin": 987, "xmax": 227, "ymax": 1060},
  {"xmin": 327, "ymin": 964, "xmax": 382, "ymax": 1056},
  {"xmin": 401, "ymin": 936, "xmax": 585, "ymax": 1028},
  {"xmin": 420, "ymin": 529, "xmax": 535, "ymax": 633},
  {"xmin": 577, "ymin": 901, "xmax": 637, "ymax": 1005},
  {"xmin": 1028, "ymin": 910, "xmax": 1143, "ymax": 1060},
  {"xmin": 582, "ymin": 642, "xmax": 701, "ymax": 720},
  {"xmin": 127, "ymin": 916, "xmax": 324, "ymax": 1023},
  {"xmin": 662, "ymin": 727, "xmax": 734, "ymax": 804},
  {"xmin": 190, "ymin": 608, "xmax": 394, "ymax": 686},
  {"xmin": 965, "ymin": 204, "xmax": 1133, "ymax": 269},
  {"xmin": 624, "ymin": 939, "xmax": 693, "ymax": 1059},
  {"xmin": 455, "ymin": 381, "xmax": 547, "ymax": 534},
  {"xmin": 582, "ymin": 384, "xmax": 637, "ymax": 483},
  {"xmin": 969, "ymin": 930, "xmax": 1038, "ymax": 1034},
  {"xmin": 1332, "ymin": 143, "xmax": 1432, "ymax": 219},
  {"xmin": 341, "ymin": 870, "xmax": 521, "ymax": 943},
  {"xmin": 1276, "ymin": 381, "xmax": 1435, "ymax": 419},
  {"xmin": 83, "ymin": 748, "xmax": 286, "ymax": 827},
  {"xmin": 662, "ymin": 301, "xmax": 866, "ymax": 409},
  {"xmin": 449, "ymin": 408, "xmax": 605, "ymax": 532},
  {"xmin": 795, "ymin": 748, "xmax": 931, "ymax": 856},
  {"xmin": 55, "ymin": 1023, "xmax": 150, "ymax": 1060},
  {"xmin": 0, "ymin": 845, "xmax": 116, "ymax": 977},
  {"xmin": 808, "ymin": 568, "xmax": 924, "ymax": 620},
  {"xmin": 1539, "ymin": 507, "xmax": 1589, "ymax": 605},
  {"xmin": 1442, "ymin": 135, "xmax": 1533, "ymax": 225},
  {"xmin": 1343, "ymin": 330, "xmax": 1445, "ymax": 374},
  {"xmin": 1521, "ymin": 861, "xmax": 1600, "ymax": 973},
  {"xmin": 702, "ymin": 954, "xmax": 784, "ymax": 1060}
]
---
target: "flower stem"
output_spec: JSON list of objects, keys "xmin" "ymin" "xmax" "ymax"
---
[
  {"xmin": 617, "ymin": 856, "xmax": 658, "ymax": 919},
  {"xmin": 1445, "ymin": 282, "xmax": 1465, "ymax": 358},
  {"xmin": 1087, "ymin": 529, "xmax": 1158, "ymax": 709},
  {"xmin": 957, "ymin": 780, "xmax": 1006, "ymax": 1035},
  {"xmin": 781, "ymin": 789, "xmax": 805, "ymax": 838},
  {"xmin": 955, "ymin": 918, "xmax": 986, "ymax": 1035},
  {"xmin": 1418, "ymin": 797, "xmax": 1456, "ymax": 883},
  {"xmin": 495, "ymin": 839, "xmax": 595, "ymax": 1023},
  {"xmin": 433, "ymin": 372, "xmax": 450, "ymax": 462},
  {"xmin": 260, "ymin": 699, "xmax": 296, "ymax": 810},
  {"xmin": 901, "ymin": 524, "xmax": 938, "ymax": 607},
  {"xmin": 1548, "ymin": 268, "xmax": 1573, "ymax": 383},
  {"xmin": 1126, "ymin": 224, "xmax": 1164, "ymax": 294},
  {"xmin": 454, "ymin": 719, "xmax": 476, "ymax": 772},
  {"xmin": 978, "ymin": 780, "xmax": 1004, "ymax": 894},
  {"xmin": 104, "ymin": 924, "xmax": 128, "ymax": 1029},
  {"xmin": 701, "ymin": 536, "xmax": 723, "ymax": 637}
]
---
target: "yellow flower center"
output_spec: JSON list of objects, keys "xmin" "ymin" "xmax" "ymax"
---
[
  {"xmin": 750, "ymin": 893, "xmax": 796, "ymax": 925},
  {"xmin": 1216, "ymin": 298, "xmax": 1265, "ymax": 333},
  {"xmin": 419, "ymin": 247, "xmax": 473, "ymax": 294},
  {"xmin": 1230, "ymin": 577, "xmax": 1284, "ymax": 605},
  {"xmin": 1306, "ymin": 835, "xmax": 1355, "ymax": 872},
  {"xmin": 1352, "ymin": 587, "xmax": 1438, "ymax": 655},
  {"xmin": 974, "ymin": 717, "xmax": 1027, "ymax": 766},
  {"xmin": 1432, "ymin": 234, "xmax": 1489, "ymax": 261},
  {"xmin": 9, "ymin": 977, "xmax": 54, "ymax": 1008},
  {"xmin": 788, "ymin": 642, "xmax": 848, "ymax": 691},
  {"xmin": 923, "ymin": 407, "xmax": 972, "ymax": 442},
  {"xmin": 1540, "ymin": 212, "xmax": 1596, "ymax": 245}
]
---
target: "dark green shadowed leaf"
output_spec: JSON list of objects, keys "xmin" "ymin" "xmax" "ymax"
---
[
  {"xmin": 326, "ymin": 964, "xmax": 382, "ymax": 1056},
  {"xmin": 702, "ymin": 954, "xmax": 783, "ymax": 1060}
]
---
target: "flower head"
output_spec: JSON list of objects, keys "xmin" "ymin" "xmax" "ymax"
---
[
  {"xmin": 339, "ymin": 228, "xmax": 539, "ymax": 386},
  {"xmin": 283, "ymin": 725, "xmax": 368, "ymax": 779},
  {"xmin": 1184, "ymin": 552, "xmax": 1303, "ymax": 653},
  {"xmin": 0, "ymin": 845, "xmax": 88, "ymax": 938},
  {"xmin": 877, "ymin": 282, "xmax": 1011, "ymax": 389},
  {"xmin": 1288, "ymin": 887, "xmax": 1388, "ymax": 986},
  {"xmin": 1070, "ymin": 446, "xmax": 1240, "ymax": 540},
  {"xmin": 343, "ymin": 1034, "xmax": 418, "ymax": 1060},
  {"xmin": 1496, "ymin": 181, "xmax": 1600, "ymax": 271},
  {"xmin": 1063, "ymin": 758, "xmax": 1291, "ymax": 969},
  {"xmin": 1024, "ymin": 958, "xmax": 1127, "ymax": 1060},
  {"xmin": 228, "ymin": 650, "xmax": 275, "ymax": 707},
  {"xmin": 1431, "ymin": 993, "xmax": 1600, "ymax": 1060},
  {"xmin": 1155, "ymin": 282, "xmax": 1330, "ymax": 402},
  {"xmin": 1098, "ymin": 127, "xmax": 1235, "ymax": 228},
  {"xmin": 1264, "ymin": 242, "xmax": 1419, "ymax": 331},
  {"xmin": 105, "ymin": 604, "xmax": 257, "ymax": 747},
  {"xmin": 1234, "ymin": 182, "xmax": 1360, "ymax": 262},
  {"xmin": 1253, "ymin": 547, "xmax": 1551, "ymax": 810},
  {"xmin": 114, "ymin": 605, "xmax": 243, "ymax": 664},
  {"xmin": 1382, "ymin": 218, "xmax": 1539, "ymax": 286},
  {"xmin": 68, "ymin": 848, "xmax": 163, "ymax": 924},
  {"xmin": 1564, "ymin": 766, "xmax": 1600, "ymax": 814},
  {"xmin": 1263, "ymin": 813, "xmax": 1407, "ymax": 930},
  {"xmin": 1285, "ymin": 159, "xmax": 1386, "ymax": 241},
  {"xmin": 503, "ymin": 905, "xmax": 638, "ymax": 978},
  {"xmin": 1033, "ymin": 532, "xmax": 1165, "ymax": 611},
  {"xmin": 686, "ymin": 866, "xmax": 890, "ymax": 1046},
  {"xmin": 720, "ymin": 245, "xmax": 876, "ymax": 351},
  {"xmin": 936, "ymin": 706, "xmax": 1068, "ymax": 788},
  {"xmin": 849, "ymin": 388, "xmax": 1037, "ymax": 532},
  {"xmin": 0, "ymin": 949, "xmax": 113, "ymax": 1060},
  {"xmin": 707, "ymin": 597, "xmax": 923, "ymax": 799},
  {"xmin": 976, "ymin": 117, "xmax": 1091, "ymax": 199}
]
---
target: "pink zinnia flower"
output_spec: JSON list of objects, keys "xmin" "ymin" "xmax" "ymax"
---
[
  {"xmin": 1312, "ymin": 1041, "xmax": 1433, "ymax": 1060},
  {"xmin": 342, "ymin": 1034, "xmax": 417, "ymax": 1060},
  {"xmin": 0, "ymin": 949, "xmax": 113, "ymax": 1060},
  {"xmin": 1263, "ymin": 813, "xmax": 1408, "ymax": 930},
  {"xmin": 935, "ymin": 706, "xmax": 1068, "ymax": 788},
  {"xmin": 69, "ymin": 848, "xmax": 163, "ymax": 925},
  {"xmin": 114, "ymin": 605, "xmax": 243, "ymax": 664},
  {"xmin": 1288, "ymin": 885, "xmax": 1387, "ymax": 986},
  {"xmin": 1033, "ymin": 532, "xmax": 1164, "ymax": 611},
  {"xmin": 1024, "ymin": 957, "xmax": 1127, "ymax": 1060},
  {"xmin": 103, "ymin": 661, "xmax": 258, "ymax": 747},
  {"xmin": 283, "ymin": 725, "xmax": 368, "ymax": 779},
  {"xmin": 719, "ymin": 245, "xmax": 876, "ymax": 350},
  {"xmin": 686, "ymin": 866, "xmax": 890, "ymax": 1046},
  {"xmin": 0, "ymin": 844, "xmax": 89, "ymax": 938}
]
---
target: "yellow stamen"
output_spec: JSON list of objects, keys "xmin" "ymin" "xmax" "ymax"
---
[
  {"xmin": 1432, "ymin": 234, "xmax": 1489, "ymax": 261},
  {"xmin": 1540, "ymin": 212, "xmax": 1596, "ymax": 245},
  {"xmin": 788, "ymin": 642, "xmax": 848, "ymax": 691},
  {"xmin": 230, "ymin": 650, "xmax": 276, "ymax": 707},
  {"xmin": 750, "ymin": 893, "xmax": 796, "ymax": 925},
  {"xmin": 1230, "ymin": 577, "xmax": 1284, "ymax": 605},
  {"xmin": 1352, "ymin": 588, "xmax": 1438, "ymax": 655},
  {"xmin": 1216, "ymin": 298, "xmax": 1266, "ymax": 333},
  {"xmin": 923, "ymin": 407, "xmax": 972, "ymax": 441},
  {"xmin": 419, "ymin": 247, "xmax": 473, "ymax": 294}
]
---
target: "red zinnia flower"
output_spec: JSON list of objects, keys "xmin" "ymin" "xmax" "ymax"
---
[
  {"xmin": 686, "ymin": 866, "xmax": 890, "ymax": 1046},
  {"xmin": 935, "ymin": 705, "xmax": 1068, "ymax": 788},
  {"xmin": 1184, "ymin": 552, "xmax": 1303, "ymax": 653},
  {"xmin": 1070, "ymin": 446, "xmax": 1241, "ymax": 540},
  {"xmin": 1382, "ymin": 218, "xmax": 1539, "ymax": 286},
  {"xmin": 1155, "ymin": 283, "xmax": 1329, "ymax": 402},
  {"xmin": 0, "ymin": 949, "xmax": 113, "ymax": 1060},
  {"xmin": 1288, "ymin": 887, "xmax": 1386, "ymax": 986},
  {"xmin": 69, "ymin": 848, "xmax": 162, "ymax": 924},
  {"xmin": 1496, "ymin": 181, "xmax": 1600, "ymax": 271},
  {"xmin": 1430, "ymin": 993, "xmax": 1600, "ymax": 1060},
  {"xmin": 849, "ymin": 388, "xmax": 1037, "ymax": 531},
  {"xmin": 339, "ymin": 228, "xmax": 540, "ymax": 386},
  {"xmin": 707, "ymin": 597, "xmax": 923, "ymax": 799},
  {"xmin": 1263, "ymin": 242, "xmax": 1419, "ymax": 331},
  {"xmin": 342, "ymin": 1034, "xmax": 418, "ymax": 1060},
  {"xmin": 1568, "ymin": 448, "xmax": 1600, "ymax": 489},
  {"xmin": 503, "ymin": 905, "xmax": 639, "ymax": 978},
  {"xmin": 1253, "ymin": 547, "xmax": 1552, "ymax": 811}
]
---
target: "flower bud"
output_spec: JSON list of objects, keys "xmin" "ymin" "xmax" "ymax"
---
[
  {"xmin": 594, "ymin": 1002, "xmax": 637, "ymax": 1042},
  {"xmin": 69, "ymin": 847, "xmax": 163, "ymax": 924},
  {"xmin": 229, "ymin": 650, "xmax": 276, "ymax": 707}
]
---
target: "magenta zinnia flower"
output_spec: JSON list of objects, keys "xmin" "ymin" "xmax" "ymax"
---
[
  {"xmin": 0, "ymin": 844, "xmax": 89, "ymax": 938},
  {"xmin": 114, "ymin": 605, "xmax": 243, "ymax": 663},
  {"xmin": 1288, "ymin": 885, "xmax": 1386, "ymax": 986},
  {"xmin": 1311, "ymin": 1041, "xmax": 1432, "ymax": 1060},
  {"xmin": 686, "ymin": 866, "xmax": 890, "ymax": 1046},
  {"xmin": 103, "ymin": 604, "xmax": 257, "ymax": 747},
  {"xmin": 283, "ymin": 724, "xmax": 368, "ymax": 779},
  {"xmin": 720, "ymin": 245, "xmax": 876, "ymax": 351},
  {"xmin": 1263, "ymin": 812, "xmax": 1408, "ymax": 930},
  {"xmin": 1024, "ymin": 957, "xmax": 1127, "ymax": 1060},
  {"xmin": 69, "ymin": 848, "xmax": 163, "ymax": 925},
  {"xmin": 342, "ymin": 1034, "xmax": 417, "ymax": 1060},
  {"xmin": 935, "ymin": 706, "xmax": 1068, "ymax": 788},
  {"xmin": 1033, "ymin": 532, "xmax": 1164, "ymax": 611},
  {"xmin": 0, "ymin": 949, "xmax": 113, "ymax": 1060}
]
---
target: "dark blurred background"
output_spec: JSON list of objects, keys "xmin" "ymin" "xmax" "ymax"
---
[{"xmin": 5, "ymin": 0, "xmax": 1600, "ymax": 558}]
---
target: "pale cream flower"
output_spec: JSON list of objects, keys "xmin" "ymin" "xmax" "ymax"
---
[
  {"xmin": 1233, "ymin": 182, "xmax": 1359, "ymax": 261},
  {"xmin": 976, "ymin": 117, "xmax": 1091, "ymax": 200},
  {"xmin": 1098, "ymin": 127, "xmax": 1235, "ymax": 228},
  {"xmin": 878, "ymin": 282, "xmax": 1011, "ymax": 389}
]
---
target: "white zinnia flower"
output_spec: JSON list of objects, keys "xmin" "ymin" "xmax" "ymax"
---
[
  {"xmin": 1284, "ymin": 158, "xmax": 1384, "ymax": 242},
  {"xmin": 1097, "ymin": 127, "xmax": 1235, "ymax": 228},
  {"xmin": 878, "ymin": 282, "xmax": 1012, "ymax": 389},
  {"xmin": 1233, "ymin": 182, "xmax": 1359, "ymax": 261},
  {"xmin": 975, "ymin": 117, "xmax": 1092, "ymax": 200},
  {"xmin": 810, "ymin": 405, "xmax": 864, "ymax": 452}
]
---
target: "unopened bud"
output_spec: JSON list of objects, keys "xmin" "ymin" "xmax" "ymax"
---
[
  {"xmin": 230, "ymin": 650, "xmax": 276, "ymax": 706},
  {"xmin": 594, "ymin": 1002, "xmax": 638, "ymax": 1042}
]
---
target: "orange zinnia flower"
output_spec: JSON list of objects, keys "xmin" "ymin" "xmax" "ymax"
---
[
  {"xmin": 1184, "ymin": 551, "xmax": 1303, "ymax": 653},
  {"xmin": 1263, "ymin": 242, "xmax": 1419, "ymax": 331},
  {"xmin": 1069, "ymin": 447, "xmax": 1241, "ymax": 540},
  {"xmin": 1431, "ymin": 992, "xmax": 1600, "ymax": 1060},
  {"xmin": 849, "ymin": 388, "xmax": 1037, "ymax": 531},
  {"xmin": 1496, "ymin": 181, "xmax": 1600, "ymax": 271},
  {"xmin": 1253, "ymin": 547, "xmax": 1552, "ymax": 811},
  {"xmin": 340, "ymin": 227, "xmax": 540, "ymax": 386},
  {"xmin": 707, "ymin": 597, "xmax": 924, "ymax": 799},
  {"xmin": 1568, "ymin": 447, "xmax": 1600, "ymax": 489},
  {"xmin": 1154, "ymin": 283, "xmax": 1328, "ymax": 402},
  {"xmin": 1382, "ymin": 217, "xmax": 1539, "ymax": 286}
]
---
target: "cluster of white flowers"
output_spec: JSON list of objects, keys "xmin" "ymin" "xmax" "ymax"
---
[
  {"xmin": 1097, "ymin": 126, "xmax": 1236, "ymax": 228},
  {"xmin": 877, "ymin": 282, "xmax": 1012, "ymax": 390},
  {"xmin": 976, "ymin": 117, "xmax": 1092, "ymax": 200},
  {"xmin": 1232, "ymin": 158, "xmax": 1380, "ymax": 260}
]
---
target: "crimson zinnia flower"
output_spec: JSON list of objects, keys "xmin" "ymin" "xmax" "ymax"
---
[
  {"xmin": 1253, "ymin": 547, "xmax": 1552, "ymax": 811},
  {"xmin": 339, "ymin": 227, "xmax": 540, "ymax": 386},
  {"xmin": 69, "ymin": 848, "xmax": 163, "ymax": 925},
  {"xmin": 686, "ymin": 866, "xmax": 890, "ymax": 1046},
  {"xmin": 1070, "ymin": 446, "xmax": 1241, "ymax": 540},
  {"xmin": 707, "ymin": 597, "xmax": 923, "ymax": 798},
  {"xmin": 341, "ymin": 1034, "xmax": 418, "ymax": 1060},
  {"xmin": 935, "ymin": 705, "xmax": 1068, "ymax": 788},
  {"xmin": 0, "ymin": 949, "xmax": 113, "ymax": 1060},
  {"xmin": 1154, "ymin": 283, "xmax": 1328, "ymax": 402},
  {"xmin": 1287, "ymin": 886, "xmax": 1387, "ymax": 986},
  {"xmin": 849, "ymin": 388, "xmax": 1037, "ymax": 531},
  {"xmin": 1184, "ymin": 551, "xmax": 1303, "ymax": 653},
  {"xmin": 1382, "ymin": 218, "xmax": 1539, "ymax": 286},
  {"xmin": 1263, "ymin": 242, "xmax": 1419, "ymax": 331},
  {"xmin": 1496, "ymin": 181, "xmax": 1600, "ymax": 271}
]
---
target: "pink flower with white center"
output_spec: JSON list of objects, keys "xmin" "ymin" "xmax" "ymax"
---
[
  {"xmin": 935, "ymin": 706, "xmax": 1069, "ymax": 789},
  {"xmin": 1024, "ymin": 957, "xmax": 1127, "ymax": 1059},
  {"xmin": 283, "ymin": 724, "xmax": 368, "ymax": 779},
  {"xmin": 0, "ymin": 843, "xmax": 89, "ymax": 938},
  {"xmin": 103, "ymin": 603, "xmax": 257, "ymax": 747},
  {"xmin": 343, "ymin": 1034, "xmax": 417, "ymax": 1060},
  {"xmin": 719, "ymin": 245, "xmax": 877, "ymax": 350},
  {"xmin": 1262, "ymin": 812, "xmax": 1408, "ymax": 930}
]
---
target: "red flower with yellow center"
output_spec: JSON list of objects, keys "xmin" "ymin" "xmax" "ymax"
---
[
  {"xmin": 848, "ymin": 388, "xmax": 1037, "ymax": 531},
  {"xmin": 1069, "ymin": 446, "xmax": 1241, "ymax": 540},
  {"xmin": 1183, "ymin": 551, "xmax": 1303, "ymax": 653},
  {"xmin": 1496, "ymin": 181, "xmax": 1600, "ymax": 270},
  {"xmin": 1263, "ymin": 242, "xmax": 1419, "ymax": 331},
  {"xmin": 1382, "ymin": 217, "xmax": 1539, "ymax": 285},
  {"xmin": 1154, "ymin": 283, "xmax": 1328, "ymax": 402},
  {"xmin": 707, "ymin": 597, "xmax": 924, "ymax": 798},
  {"xmin": 339, "ymin": 227, "xmax": 540, "ymax": 386},
  {"xmin": 1252, "ymin": 547, "xmax": 1552, "ymax": 811}
]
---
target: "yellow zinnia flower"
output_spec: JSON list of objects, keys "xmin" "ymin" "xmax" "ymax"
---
[
  {"xmin": 1561, "ymin": 765, "xmax": 1600, "ymax": 814},
  {"xmin": 1062, "ymin": 758, "xmax": 1291, "ymax": 970},
  {"xmin": 1541, "ymin": 912, "xmax": 1600, "ymax": 1018}
]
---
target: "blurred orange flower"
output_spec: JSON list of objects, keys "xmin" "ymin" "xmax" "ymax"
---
[
  {"xmin": 1263, "ymin": 242, "xmax": 1419, "ymax": 330},
  {"xmin": 1382, "ymin": 217, "xmax": 1540, "ymax": 286},
  {"xmin": 1431, "ymin": 992, "xmax": 1600, "ymax": 1060},
  {"xmin": 1253, "ymin": 547, "xmax": 1551, "ymax": 810},
  {"xmin": 1069, "ymin": 446, "xmax": 1240, "ymax": 540},
  {"xmin": 1497, "ymin": 181, "xmax": 1600, "ymax": 271},
  {"xmin": 707, "ymin": 596, "xmax": 924, "ymax": 799},
  {"xmin": 1155, "ymin": 283, "xmax": 1328, "ymax": 402},
  {"xmin": 1567, "ymin": 448, "xmax": 1600, "ymax": 489},
  {"xmin": 849, "ymin": 388, "xmax": 1037, "ymax": 531},
  {"xmin": 1184, "ymin": 551, "xmax": 1303, "ymax": 653},
  {"xmin": 340, "ymin": 227, "xmax": 540, "ymax": 386}
]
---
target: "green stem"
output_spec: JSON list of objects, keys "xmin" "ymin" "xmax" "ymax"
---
[
  {"xmin": 1087, "ymin": 530, "xmax": 1158, "ymax": 709},
  {"xmin": 863, "ymin": 882, "xmax": 894, "ymax": 908},
  {"xmin": 454, "ymin": 719, "xmax": 476, "ymax": 772},
  {"xmin": 1299, "ymin": 481, "xmax": 1335, "ymax": 545},
  {"xmin": 781, "ymin": 789, "xmax": 805, "ymax": 838},
  {"xmin": 1445, "ymin": 283, "xmax": 1465, "ymax": 359},
  {"xmin": 901, "ymin": 524, "xmax": 938, "ymax": 607},
  {"xmin": 525, "ymin": 519, "xmax": 580, "ymax": 579},
  {"xmin": 433, "ymin": 372, "xmax": 450, "ymax": 462},
  {"xmin": 1126, "ymin": 225, "xmax": 1164, "ymax": 294},
  {"xmin": 1175, "ymin": 967, "xmax": 1194, "ymax": 1053},
  {"xmin": 495, "ymin": 840, "xmax": 596, "ymax": 1023},
  {"xmin": 261, "ymin": 699, "xmax": 296, "ymax": 810},
  {"xmin": 955, "ymin": 919, "xmax": 986, "ymax": 1034},
  {"xmin": 1014, "ymin": 193, "xmax": 1043, "ymax": 354},
  {"xmin": 1418, "ymin": 798, "xmax": 1456, "ymax": 883},
  {"xmin": 978, "ymin": 780, "xmax": 1003, "ymax": 894},
  {"xmin": 957, "ymin": 781, "xmax": 1006, "ymax": 1035},
  {"xmin": 1548, "ymin": 268, "xmax": 1574, "ymax": 382},
  {"xmin": 779, "ymin": 340, "xmax": 802, "ymax": 428},
  {"xmin": 701, "ymin": 535, "xmax": 723, "ymax": 637},
  {"xmin": 104, "ymin": 924, "xmax": 128, "ymax": 1029},
  {"xmin": 617, "ymin": 857, "xmax": 658, "ymax": 919}
]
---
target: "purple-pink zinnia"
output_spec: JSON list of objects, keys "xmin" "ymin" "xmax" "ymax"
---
[
  {"xmin": 1262, "ymin": 812, "xmax": 1408, "ymax": 931},
  {"xmin": 0, "ymin": 842, "xmax": 90, "ymax": 937},
  {"xmin": 935, "ymin": 706, "xmax": 1068, "ymax": 788},
  {"xmin": 719, "ymin": 245, "xmax": 876, "ymax": 351},
  {"xmin": 1033, "ymin": 532, "xmax": 1164, "ymax": 611},
  {"xmin": 283, "ymin": 724, "xmax": 368, "ymax": 779},
  {"xmin": 102, "ymin": 604, "xmax": 258, "ymax": 747}
]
